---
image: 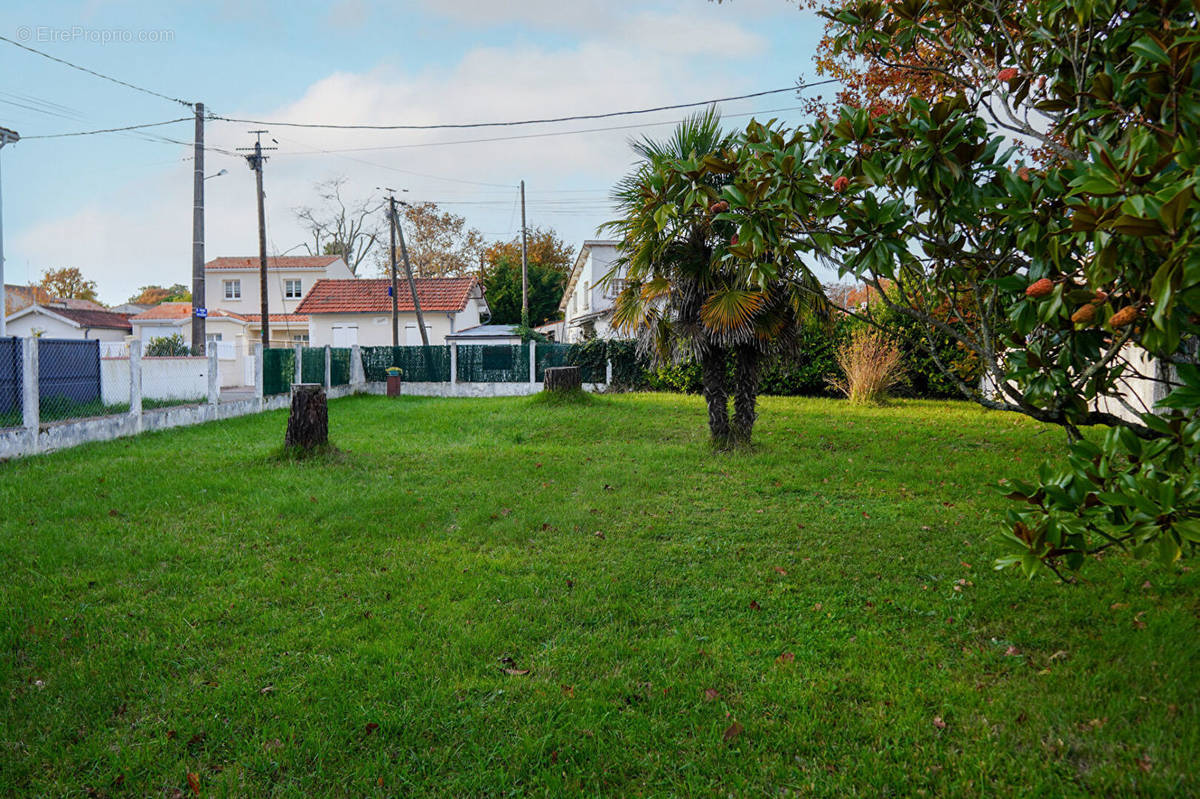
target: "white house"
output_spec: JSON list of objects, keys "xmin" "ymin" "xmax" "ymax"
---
[
  {"xmin": 204, "ymin": 255, "xmax": 351, "ymax": 347},
  {"xmin": 128, "ymin": 303, "xmax": 254, "ymax": 387},
  {"xmin": 555, "ymin": 240, "xmax": 625, "ymax": 343},
  {"xmin": 5, "ymin": 303, "xmax": 132, "ymax": 345},
  {"xmin": 295, "ymin": 277, "xmax": 489, "ymax": 347}
]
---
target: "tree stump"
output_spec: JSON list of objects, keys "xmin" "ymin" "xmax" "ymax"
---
[
  {"xmin": 284, "ymin": 383, "xmax": 328, "ymax": 450},
  {"xmin": 544, "ymin": 366, "xmax": 582, "ymax": 393}
]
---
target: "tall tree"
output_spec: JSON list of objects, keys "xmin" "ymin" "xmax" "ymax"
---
[
  {"xmin": 39, "ymin": 268, "xmax": 99, "ymax": 302},
  {"xmin": 128, "ymin": 284, "xmax": 191, "ymax": 305},
  {"xmin": 294, "ymin": 177, "xmax": 384, "ymax": 276},
  {"xmin": 482, "ymin": 256, "xmax": 566, "ymax": 326},
  {"xmin": 387, "ymin": 202, "xmax": 486, "ymax": 278},
  {"xmin": 482, "ymin": 227, "xmax": 576, "ymax": 278}
]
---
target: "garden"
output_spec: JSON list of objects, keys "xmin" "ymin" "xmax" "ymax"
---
[{"xmin": 0, "ymin": 394, "xmax": 1196, "ymax": 796}]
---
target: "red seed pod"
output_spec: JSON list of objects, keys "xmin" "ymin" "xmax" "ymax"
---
[{"xmin": 1025, "ymin": 278, "xmax": 1054, "ymax": 299}]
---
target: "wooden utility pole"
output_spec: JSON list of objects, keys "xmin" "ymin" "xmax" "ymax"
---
[
  {"xmin": 394, "ymin": 202, "xmax": 429, "ymax": 347},
  {"xmin": 191, "ymin": 102, "xmax": 205, "ymax": 354},
  {"xmin": 388, "ymin": 196, "xmax": 399, "ymax": 347},
  {"xmin": 0, "ymin": 126, "xmax": 17, "ymax": 339},
  {"xmin": 239, "ymin": 132, "xmax": 275, "ymax": 349},
  {"xmin": 520, "ymin": 179, "xmax": 528, "ymax": 328}
]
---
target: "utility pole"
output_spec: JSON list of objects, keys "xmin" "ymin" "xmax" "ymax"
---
[
  {"xmin": 238, "ymin": 131, "xmax": 275, "ymax": 350},
  {"xmin": 395, "ymin": 202, "xmax": 429, "ymax": 347},
  {"xmin": 520, "ymin": 179, "xmax": 528, "ymax": 328},
  {"xmin": 387, "ymin": 195, "xmax": 399, "ymax": 347},
  {"xmin": 0, "ymin": 126, "xmax": 18, "ymax": 338},
  {"xmin": 191, "ymin": 103, "xmax": 205, "ymax": 354}
]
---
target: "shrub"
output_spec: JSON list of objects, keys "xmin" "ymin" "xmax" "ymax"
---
[
  {"xmin": 145, "ymin": 334, "xmax": 190, "ymax": 357},
  {"xmin": 828, "ymin": 328, "xmax": 906, "ymax": 405}
]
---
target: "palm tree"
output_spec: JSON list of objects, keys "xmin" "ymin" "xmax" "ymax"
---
[{"xmin": 603, "ymin": 110, "xmax": 829, "ymax": 447}]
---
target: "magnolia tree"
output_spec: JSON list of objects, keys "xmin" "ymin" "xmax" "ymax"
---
[{"xmin": 707, "ymin": 0, "xmax": 1199, "ymax": 578}]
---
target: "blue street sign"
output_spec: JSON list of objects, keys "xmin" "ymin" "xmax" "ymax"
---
[
  {"xmin": 194, "ymin": 307, "xmax": 208, "ymax": 318},
  {"xmin": 387, "ymin": 286, "xmax": 394, "ymax": 297}
]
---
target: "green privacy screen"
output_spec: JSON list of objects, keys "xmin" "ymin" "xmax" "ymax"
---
[
  {"xmin": 360, "ymin": 346, "xmax": 451, "ymax": 382},
  {"xmin": 263, "ymin": 348, "xmax": 295, "ymax": 396},
  {"xmin": 456, "ymin": 344, "xmax": 531, "ymax": 383}
]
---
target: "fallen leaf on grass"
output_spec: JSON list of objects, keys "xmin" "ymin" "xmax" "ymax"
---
[
  {"xmin": 1137, "ymin": 755, "xmax": 1152, "ymax": 773},
  {"xmin": 263, "ymin": 738, "xmax": 283, "ymax": 752},
  {"xmin": 722, "ymin": 721, "xmax": 744, "ymax": 742},
  {"xmin": 561, "ymin": 685, "xmax": 574, "ymax": 697},
  {"xmin": 186, "ymin": 773, "xmax": 200, "ymax": 796},
  {"xmin": 933, "ymin": 717, "xmax": 947, "ymax": 730},
  {"xmin": 704, "ymin": 689, "xmax": 721, "ymax": 702},
  {"xmin": 1004, "ymin": 646, "xmax": 1021, "ymax": 657},
  {"xmin": 773, "ymin": 566, "xmax": 788, "ymax": 575},
  {"xmin": 259, "ymin": 685, "xmax": 274, "ymax": 695},
  {"xmin": 504, "ymin": 668, "xmax": 531, "ymax": 676},
  {"xmin": 749, "ymin": 600, "xmax": 761, "ymax": 611},
  {"xmin": 593, "ymin": 531, "xmax": 606, "ymax": 539},
  {"xmin": 1110, "ymin": 602, "xmax": 1129, "ymax": 610},
  {"xmin": 364, "ymin": 722, "xmax": 379, "ymax": 736},
  {"xmin": 776, "ymin": 652, "xmax": 795, "ymax": 665}
]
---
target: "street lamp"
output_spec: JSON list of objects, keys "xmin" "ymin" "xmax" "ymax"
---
[{"xmin": 0, "ymin": 126, "xmax": 19, "ymax": 338}]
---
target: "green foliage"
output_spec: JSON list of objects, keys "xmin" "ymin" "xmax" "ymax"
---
[
  {"xmin": 144, "ymin": 334, "xmax": 190, "ymax": 358},
  {"xmin": 480, "ymin": 255, "xmax": 565, "ymax": 327}
]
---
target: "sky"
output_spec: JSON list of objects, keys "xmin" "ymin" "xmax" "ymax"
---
[{"xmin": 0, "ymin": 0, "xmax": 831, "ymax": 305}]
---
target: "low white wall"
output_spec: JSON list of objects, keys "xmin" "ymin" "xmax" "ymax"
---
[{"xmin": 102, "ymin": 356, "xmax": 209, "ymax": 405}]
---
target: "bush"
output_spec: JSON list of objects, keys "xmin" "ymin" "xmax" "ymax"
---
[
  {"xmin": 829, "ymin": 328, "xmax": 906, "ymax": 405},
  {"xmin": 145, "ymin": 334, "xmax": 190, "ymax": 357}
]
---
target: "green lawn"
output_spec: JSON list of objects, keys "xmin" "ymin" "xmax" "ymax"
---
[{"xmin": 1, "ymin": 393, "xmax": 1195, "ymax": 797}]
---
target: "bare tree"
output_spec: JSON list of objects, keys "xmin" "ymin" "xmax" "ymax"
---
[{"xmin": 294, "ymin": 178, "xmax": 384, "ymax": 276}]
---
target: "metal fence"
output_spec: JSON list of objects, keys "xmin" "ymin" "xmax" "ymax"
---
[
  {"xmin": 37, "ymin": 339, "xmax": 104, "ymax": 422},
  {"xmin": 0, "ymin": 337, "xmax": 21, "ymax": 429}
]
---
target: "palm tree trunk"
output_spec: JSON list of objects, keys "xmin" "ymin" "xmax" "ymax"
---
[
  {"xmin": 700, "ymin": 347, "xmax": 731, "ymax": 446},
  {"xmin": 732, "ymin": 345, "xmax": 761, "ymax": 445}
]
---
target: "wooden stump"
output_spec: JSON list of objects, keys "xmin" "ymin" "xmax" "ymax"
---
[
  {"xmin": 544, "ymin": 366, "xmax": 582, "ymax": 393},
  {"xmin": 285, "ymin": 383, "xmax": 328, "ymax": 450}
]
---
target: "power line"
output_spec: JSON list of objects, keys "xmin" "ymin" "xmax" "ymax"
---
[
  {"xmin": 20, "ymin": 117, "xmax": 193, "ymax": 139},
  {"xmin": 0, "ymin": 34, "xmax": 193, "ymax": 108},
  {"xmin": 208, "ymin": 83, "xmax": 833, "ymax": 132}
]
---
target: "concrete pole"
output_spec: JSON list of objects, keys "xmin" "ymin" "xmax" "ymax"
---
[
  {"xmin": 294, "ymin": 343, "xmax": 303, "ymax": 385},
  {"xmin": 350, "ymin": 344, "xmax": 363, "ymax": 387},
  {"xmin": 207, "ymin": 346, "xmax": 219, "ymax": 407},
  {"xmin": 324, "ymin": 345, "xmax": 332, "ymax": 391},
  {"xmin": 529, "ymin": 340, "xmax": 536, "ymax": 386},
  {"xmin": 450, "ymin": 343, "xmax": 457, "ymax": 386},
  {"xmin": 0, "ymin": 128, "xmax": 20, "ymax": 338},
  {"xmin": 129, "ymin": 339, "xmax": 142, "ymax": 433},
  {"xmin": 254, "ymin": 343, "xmax": 264, "ymax": 408},
  {"xmin": 22, "ymin": 336, "xmax": 38, "ymax": 450}
]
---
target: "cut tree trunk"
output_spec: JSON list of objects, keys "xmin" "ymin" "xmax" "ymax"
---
[
  {"xmin": 285, "ymin": 383, "xmax": 328, "ymax": 450},
  {"xmin": 544, "ymin": 366, "xmax": 582, "ymax": 393}
]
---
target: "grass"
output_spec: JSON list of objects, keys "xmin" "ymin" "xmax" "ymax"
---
[{"xmin": 0, "ymin": 393, "xmax": 1196, "ymax": 797}]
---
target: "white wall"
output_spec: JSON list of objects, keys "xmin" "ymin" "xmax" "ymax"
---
[
  {"xmin": 101, "ymin": 356, "xmax": 209, "ymax": 405},
  {"xmin": 5, "ymin": 310, "xmax": 128, "ymax": 342},
  {"xmin": 308, "ymin": 311, "xmax": 465, "ymax": 347}
]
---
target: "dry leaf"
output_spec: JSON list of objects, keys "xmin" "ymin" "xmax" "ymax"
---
[
  {"xmin": 260, "ymin": 685, "xmax": 274, "ymax": 695},
  {"xmin": 364, "ymin": 722, "xmax": 379, "ymax": 735},
  {"xmin": 776, "ymin": 652, "xmax": 795, "ymax": 665},
  {"xmin": 593, "ymin": 531, "xmax": 606, "ymax": 540},
  {"xmin": 704, "ymin": 688, "xmax": 721, "ymax": 702},
  {"xmin": 561, "ymin": 685, "xmax": 574, "ymax": 697},
  {"xmin": 504, "ymin": 668, "xmax": 531, "ymax": 676},
  {"xmin": 723, "ymin": 721, "xmax": 744, "ymax": 742},
  {"xmin": 1004, "ymin": 646, "xmax": 1021, "ymax": 656},
  {"xmin": 1137, "ymin": 755, "xmax": 1152, "ymax": 773},
  {"xmin": 933, "ymin": 716, "xmax": 947, "ymax": 730},
  {"xmin": 186, "ymin": 772, "xmax": 200, "ymax": 796},
  {"xmin": 773, "ymin": 566, "xmax": 788, "ymax": 575},
  {"xmin": 263, "ymin": 738, "xmax": 283, "ymax": 752},
  {"xmin": 749, "ymin": 600, "xmax": 762, "ymax": 611}
]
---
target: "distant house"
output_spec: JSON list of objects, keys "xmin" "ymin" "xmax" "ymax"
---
[
  {"xmin": 445, "ymin": 324, "xmax": 522, "ymax": 346},
  {"xmin": 555, "ymin": 240, "xmax": 625, "ymax": 343},
  {"xmin": 4, "ymin": 284, "xmax": 51, "ymax": 316},
  {"xmin": 204, "ymin": 255, "xmax": 352, "ymax": 347},
  {"xmin": 296, "ymin": 277, "xmax": 489, "ymax": 347},
  {"xmin": 5, "ymin": 303, "xmax": 132, "ymax": 343},
  {"xmin": 128, "ymin": 302, "xmax": 263, "ymax": 388}
]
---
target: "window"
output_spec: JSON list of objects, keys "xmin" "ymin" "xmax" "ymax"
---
[
  {"xmin": 284, "ymin": 279, "xmax": 302, "ymax": 299},
  {"xmin": 205, "ymin": 333, "xmax": 222, "ymax": 342},
  {"xmin": 292, "ymin": 333, "xmax": 309, "ymax": 344},
  {"xmin": 607, "ymin": 278, "xmax": 627, "ymax": 298},
  {"xmin": 583, "ymin": 281, "xmax": 590, "ymax": 310},
  {"xmin": 223, "ymin": 280, "xmax": 241, "ymax": 300}
]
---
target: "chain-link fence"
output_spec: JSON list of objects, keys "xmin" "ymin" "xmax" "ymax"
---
[{"xmin": 0, "ymin": 336, "xmax": 22, "ymax": 429}]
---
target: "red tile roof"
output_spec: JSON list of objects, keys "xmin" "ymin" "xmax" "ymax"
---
[
  {"xmin": 129, "ymin": 302, "xmax": 248, "ymax": 323},
  {"xmin": 295, "ymin": 278, "xmax": 478, "ymax": 314},
  {"xmin": 44, "ymin": 306, "xmax": 132, "ymax": 330},
  {"xmin": 245, "ymin": 313, "xmax": 310, "ymax": 326},
  {"xmin": 206, "ymin": 255, "xmax": 342, "ymax": 271}
]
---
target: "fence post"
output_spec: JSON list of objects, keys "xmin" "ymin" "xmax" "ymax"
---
[
  {"xmin": 254, "ymin": 344, "xmax": 264, "ymax": 409},
  {"xmin": 294, "ymin": 343, "xmax": 303, "ymax": 383},
  {"xmin": 324, "ymin": 345, "xmax": 332, "ymax": 391},
  {"xmin": 207, "ymin": 346, "xmax": 219, "ymax": 407},
  {"xmin": 22, "ymin": 336, "xmax": 38, "ymax": 451},
  {"xmin": 450, "ymin": 343, "xmax": 458, "ymax": 386},
  {"xmin": 350, "ymin": 344, "xmax": 364, "ymax": 389},
  {"xmin": 606, "ymin": 358, "xmax": 613, "ymax": 386},
  {"xmin": 129, "ymin": 339, "xmax": 142, "ymax": 434},
  {"xmin": 529, "ymin": 341, "xmax": 536, "ymax": 386}
]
